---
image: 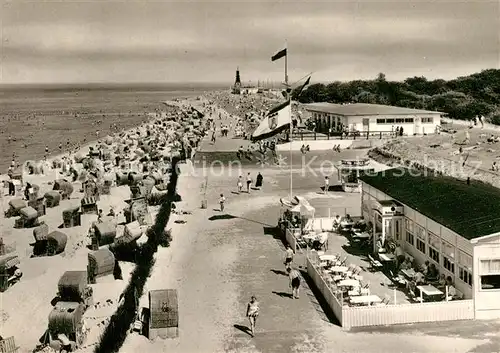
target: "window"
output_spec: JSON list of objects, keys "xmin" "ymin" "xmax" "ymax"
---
[
  {"xmin": 422, "ymin": 117, "xmax": 434, "ymax": 124},
  {"xmin": 442, "ymin": 241, "xmax": 455, "ymax": 273},
  {"xmin": 404, "ymin": 118, "xmax": 414, "ymax": 123},
  {"xmin": 480, "ymin": 259, "xmax": 500, "ymax": 274},
  {"xmin": 405, "ymin": 218, "xmax": 415, "ymax": 246},
  {"xmin": 376, "ymin": 119, "xmax": 386, "ymax": 124},
  {"xmin": 405, "ymin": 218, "xmax": 414, "ymax": 233},
  {"xmin": 416, "ymin": 225, "xmax": 426, "ymax": 254},
  {"xmin": 428, "ymin": 232, "xmax": 440, "ymax": 264},
  {"xmin": 480, "ymin": 259, "xmax": 500, "ymax": 289},
  {"xmin": 406, "ymin": 232, "xmax": 414, "ymax": 246},
  {"xmin": 386, "ymin": 119, "xmax": 395, "ymax": 124},
  {"xmin": 458, "ymin": 251, "xmax": 473, "ymax": 286},
  {"xmin": 395, "ymin": 118, "xmax": 404, "ymax": 123},
  {"xmin": 481, "ymin": 275, "xmax": 500, "ymax": 290}
]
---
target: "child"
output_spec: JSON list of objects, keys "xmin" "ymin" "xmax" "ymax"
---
[
  {"xmin": 219, "ymin": 193, "xmax": 226, "ymax": 212},
  {"xmin": 237, "ymin": 176, "xmax": 243, "ymax": 193},
  {"xmin": 246, "ymin": 173, "xmax": 252, "ymax": 193}
]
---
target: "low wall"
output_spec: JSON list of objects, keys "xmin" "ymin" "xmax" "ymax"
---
[
  {"xmin": 306, "ymin": 256, "xmax": 475, "ymax": 329},
  {"xmin": 277, "ymin": 140, "xmax": 353, "ymax": 152}
]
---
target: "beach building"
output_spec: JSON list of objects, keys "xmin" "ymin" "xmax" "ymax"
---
[
  {"xmin": 305, "ymin": 103, "xmax": 442, "ymax": 136},
  {"xmin": 360, "ymin": 168, "xmax": 500, "ymax": 320}
]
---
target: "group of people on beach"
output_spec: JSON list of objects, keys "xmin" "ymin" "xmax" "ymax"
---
[{"xmin": 218, "ymin": 172, "xmax": 264, "ymax": 212}]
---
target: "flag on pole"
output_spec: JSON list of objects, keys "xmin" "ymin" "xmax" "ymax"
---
[
  {"xmin": 295, "ymin": 76, "xmax": 311, "ymax": 97},
  {"xmin": 251, "ymin": 100, "xmax": 291, "ymax": 141},
  {"xmin": 271, "ymin": 48, "xmax": 287, "ymax": 61}
]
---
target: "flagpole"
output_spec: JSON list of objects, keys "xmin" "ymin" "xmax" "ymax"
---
[{"xmin": 285, "ymin": 40, "xmax": 292, "ymax": 201}]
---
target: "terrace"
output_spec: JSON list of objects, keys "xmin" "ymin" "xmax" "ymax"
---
[{"xmin": 282, "ymin": 199, "xmax": 474, "ymax": 329}]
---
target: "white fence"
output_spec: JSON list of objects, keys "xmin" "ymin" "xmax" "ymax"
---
[
  {"xmin": 306, "ymin": 254, "xmax": 344, "ymax": 321},
  {"xmin": 306, "ymin": 257, "xmax": 475, "ymax": 329}
]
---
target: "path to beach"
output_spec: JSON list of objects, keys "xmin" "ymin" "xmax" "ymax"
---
[{"xmin": 121, "ymin": 105, "xmax": 496, "ymax": 353}]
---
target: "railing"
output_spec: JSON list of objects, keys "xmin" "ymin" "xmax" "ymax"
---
[
  {"xmin": 292, "ymin": 130, "xmax": 405, "ymax": 141},
  {"xmin": 285, "ymin": 228, "xmax": 299, "ymax": 253},
  {"xmin": 306, "ymin": 255, "xmax": 475, "ymax": 329}
]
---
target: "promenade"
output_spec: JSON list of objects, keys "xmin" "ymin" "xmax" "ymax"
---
[{"xmin": 121, "ymin": 107, "xmax": 494, "ymax": 353}]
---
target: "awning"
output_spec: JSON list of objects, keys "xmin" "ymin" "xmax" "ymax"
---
[{"xmin": 290, "ymin": 203, "xmax": 315, "ymax": 217}]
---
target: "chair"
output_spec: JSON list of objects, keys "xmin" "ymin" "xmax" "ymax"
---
[
  {"xmin": 368, "ymin": 254, "xmax": 383, "ymax": 270},
  {"xmin": 345, "ymin": 264, "xmax": 356, "ymax": 277},
  {"xmin": 389, "ymin": 270, "xmax": 406, "ymax": 287},
  {"xmin": 348, "ymin": 288, "xmax": 361, "ymax": 296}
]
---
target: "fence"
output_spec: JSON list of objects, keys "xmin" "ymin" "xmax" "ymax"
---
[
  {"xmin": 311, "ymin": 207, "xmax": 361, "ymax": 219},
  {"xmin": 292, "ymin": 130, "xmax": 402, "ymax": 141},
  {"xmin": 341, "ymin": 299, "xmax": 474, "ymax": 329},
  {"xmin": 285, "ymin": 228, "xmax": 299, "ymax": 253},
  {"xmin": 306, "ymin": 256, "xmax": 475, "ymax": 329}
]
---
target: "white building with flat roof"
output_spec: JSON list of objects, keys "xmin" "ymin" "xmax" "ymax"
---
[
  {"xmin": 305, "ymin": 103, "xmax": 442, "ymax": 136},
  {"xmin": 360, "ymin": 168, "xmax": 500, "ymax": 320}
]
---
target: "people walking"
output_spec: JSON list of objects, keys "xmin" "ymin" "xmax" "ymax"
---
[
  {"xmin": 237, "ymin": 176, "xmax": 243, "ymax": 193},
  {"xmin": 246, "ymin": 296, "xmax": 259, "ymax": 337},
  {"xmin": 324, "ymin": 176, "xmax": 330, "ymax": 194},
  {"xmin": 287, "ymin": 267, "xmax": 301, "ymax": 299},
  {"xmin": 246, "ymin": 172, "xmax": 252, "ymax": 193},
  {"xmin": 255, "ymin": 172, "xmax": 263, "ymax": 189},
  {"xmin": 284, "ymin": 245, "xmax": 294, "ymax": 271},
  {"xmin": 219, "ymin": 193, "xmax": 226, "ymax": 212}
]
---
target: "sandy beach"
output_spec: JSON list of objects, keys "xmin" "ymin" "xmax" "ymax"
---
[{"xmin": 1, "ymin": 91, "xmax": 499, "ymax": 353}]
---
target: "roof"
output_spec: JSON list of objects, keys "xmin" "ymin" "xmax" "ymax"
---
[
  {"xmin": 360, "ymin": 168, "xmax": 500, "ymax": 240},
  {"xmin": 305, "ymin": 103, "xmax": 442, "ymax": 116}
]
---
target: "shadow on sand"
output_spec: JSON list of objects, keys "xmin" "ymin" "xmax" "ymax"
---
[
  {"xmin": 270, "ymin": 269, "xmax": 287, "ymax": 276},
  {"xmin": 208, "ymin": 214, "xmax": 237, "ymax": 221},
  {"xmin": 272, "ymin": 291, "xmax": 293, "ymax": 299},
  {"xmin": 233, "ymin": 324, "xmax": 253, "ymax": 337},
  {"xmin": 318, "ymin": 185, "xmax": 344, "ymax": 193}
]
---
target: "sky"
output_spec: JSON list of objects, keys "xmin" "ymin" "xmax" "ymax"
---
[{"xmin": 0, "ymin": 0, "xmax": 499, "ymax": 84}]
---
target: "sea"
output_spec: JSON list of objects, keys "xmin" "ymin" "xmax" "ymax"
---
[{"xmin": 0, "ymin": 83, "xmax": 227, "ymax": 171}]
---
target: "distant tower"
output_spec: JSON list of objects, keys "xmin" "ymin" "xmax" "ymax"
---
[{"xmin": 232, "ymin": 67, "xmax": 241, "ymax": 94}]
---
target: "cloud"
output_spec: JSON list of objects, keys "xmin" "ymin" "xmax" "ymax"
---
[{"xmin": 1, "ymin": 0, "xmax": 498, "ymax": 83}]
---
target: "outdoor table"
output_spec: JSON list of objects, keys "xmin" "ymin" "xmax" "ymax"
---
[
  {"xmin": 349, "ymin": 295, "xmax": 382, "ymax": 305},
  {"xmin": 338, "ymin": 279, "xmax": 360, "ymax": 287},
  {"xmin": 319, "ymin": 254, "xmax": 337, "ymax": 262},
  {"xmin": 329, "ymin": 266, "xmax": 348, "ymax": 274},
  {"xmin": 417, "ymin": 285, "xmax": 443, "ymax": 301},
  {"xmin": 401, "ymin": 268, "xmax": 416, "ymax": 279},
  {"xmin": 352, "ymin": 231, "xmax": 370, "ymax": 239},
  {"xmin": 340, "ymin": 220, "xmax": 354, "ymax": 229},
  {"xmin": 379, "ymin": 253, "xmax": 395, "ymax": 262}
]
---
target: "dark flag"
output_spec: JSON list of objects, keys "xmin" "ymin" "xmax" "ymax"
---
[{"xmin": 271, "ymin": 48, "xmax": 287, "ymax": 61}]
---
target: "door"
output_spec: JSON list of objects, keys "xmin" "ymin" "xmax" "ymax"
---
[
  {"xmin": 414, "ymin": 117, "xmax": 421, "ymax": 135},
  {"xmin": 362, "ymin": 118, "xmax": 369, "ymax": 133},
  {"xmin": 395, "ymin": 219, "xmax": 402, "ymax": 241}
]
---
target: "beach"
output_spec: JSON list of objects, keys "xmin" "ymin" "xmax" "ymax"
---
[
  {"xmin": 1, "ymin": 89, "xmax": 499, "ymax": 353},
  {"xmin": 0, "ymin": 84, "xmax": 222, "ymax": 170}
]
